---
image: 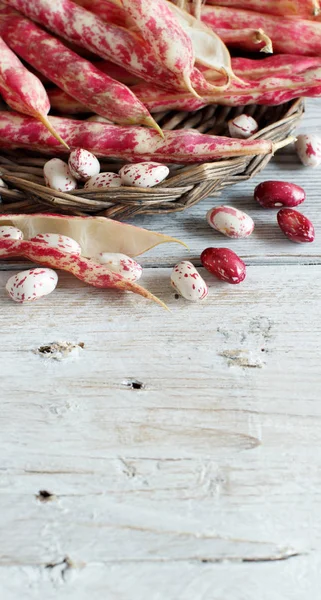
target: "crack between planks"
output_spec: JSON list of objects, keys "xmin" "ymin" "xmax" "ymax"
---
[
  {"xmin": 1, "ymin": 258, "xmax": 321, "ymax": 271},
  {"xmin": 0, "ymin": 552, "xmax": 305, "ymax": 570}
]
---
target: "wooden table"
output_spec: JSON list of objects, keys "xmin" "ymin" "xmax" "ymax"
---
[{"xmin": 1, "ymin": 100, "xmax": 321, "ymax": 599}]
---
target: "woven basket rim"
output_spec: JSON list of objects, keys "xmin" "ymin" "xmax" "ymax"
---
[{"xmin": 0, "ymin": 98, "xmax": 304, "ymax": 218}]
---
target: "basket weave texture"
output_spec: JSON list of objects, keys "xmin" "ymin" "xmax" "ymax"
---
[{"xmin": 0, "ymin": 99, "xmax": 303, "ymax": 220}]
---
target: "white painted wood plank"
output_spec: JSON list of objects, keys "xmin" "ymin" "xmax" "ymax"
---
[
  {"xmin": 1, "ymin": 556, "xmax": 321, "ymax": 600},
  {"xmin": 0, "ymin": 266, "xmax": 320, "ymax": 590}
]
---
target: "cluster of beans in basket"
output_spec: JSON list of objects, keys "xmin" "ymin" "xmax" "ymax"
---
[{"xmin": 0, "ymin": 125, "xmax": 319, "ymax": 305}]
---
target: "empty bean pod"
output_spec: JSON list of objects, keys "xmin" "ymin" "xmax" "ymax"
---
[
  {"xmin": 201, "ymin": 247, "xmax": 246, "ymax": 284},
  {"xmin": 6, "ymin": 268, "xmax": 58, "ymax": 303},
  {"xmin": 44, "ymin": 158, "xmax": 77, "ymax": 192},
  {"xmin": 171, "ymin": 261, "xmax": 208, "ymax": 302},
  {"xmin": 96, "ymin": 252, "xmax": 142, "ymax": 282},
  {"xmin": 254, "ymin": 180, "xmax": 306, "ymax": 208},
  {"xmin": 68, "ymin": 148, "xmax": 100, "ymax": 181},
  {"xmin": 207, "ymin": 206, "xmax": 254, "ymax": 238}
]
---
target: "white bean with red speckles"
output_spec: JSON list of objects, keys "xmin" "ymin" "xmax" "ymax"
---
[
  {"xmin": 68, "ymin": 147, "xmax": 100, "ymax": 181},
  {"xmin": 96, "ymin": 253, "xmax": 142, "ymax": 282},
  {"xmin": 207, "ymin": 205, "xmax": 254, "ymax": 238},
  {"xmin": 43, "ymin": 158, "xmax": 77, "ymax": 192},
  {"xmin": 295, "ymin": 134, "xmax": 321, "ymax": 167},
  {"xmin": 30, "ymin": 233, "xmax": 81, "ymax": 255},
  {"xmin": 0, "ymin": 226, "xmax": 23, "ymax": 240},
  {"xmin": 171, "ymin": 260, "xmax": 208, "ymax": 302},
  {"xmin": 5, "ymin": 268, "xmax": 58, "ymax": 303},
  {"xmin": 84, "ymin": 172, "xmax": 121, "ymax": 189},
  {"xmin": 119, "ymin": 162, "xmax": 169, "ymax": 188},
  {"xmin": 228, "ymin": 115, "xmax": 258, "ymax": 139}
]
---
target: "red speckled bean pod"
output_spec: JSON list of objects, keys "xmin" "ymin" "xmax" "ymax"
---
[
  {"xmin": 201, "ymin": 5, "xmax": 321, "ymax": 56},
  {"xmin": 0, "ymin": 35, "xmax": 69, "ymax": 149},
  {"xmin": 0, "ymin": 112, "xmax": 292, "ymax": 163},
  {"xmin": 47, "ymin": 88, "xmax": 88, "ymax": 115},
  {"xmin": 0, "ymin": 14, "xmax": 161, "ymax": 132},
  {"xmin": 0, "ymin": 238, "xmax": 166, "ymax": 308},
  {"xmin": 131, "ymin": 65, "xmax": 321, "ymax": 111},
  {"xmin": 230, "ymin": 55, "xmax": 321, "ymax": 80},
  {"xmin": 95, "ymin": 61, "xmax": 141, "ymax": 86},
  {"xmin": 3, "ymin": 0, "xmax": 214, "ymax": 96},
  {"xmin": 205, "ymin": 0, "xmax": 320, "ymax": 18},
  {"xmin": 73, "ymin": 0, "xmax": 128, "ymax": 26},
  {"xmin": 121, "ymin": 0, "xmax": 197, "ymax": 96}
]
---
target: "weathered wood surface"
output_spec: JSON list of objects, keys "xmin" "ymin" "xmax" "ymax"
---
[{"xmin": 1, "ymin": 99, "xmax": 321, "ymax": 599}]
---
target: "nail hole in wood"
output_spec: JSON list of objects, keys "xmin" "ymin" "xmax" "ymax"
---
[
  {"xmin": 36, "ymin": 490, "xmax": 56, "ymax": 502},
  {"xmin": 122, "ymin": 379, "xmax": 145, "ymax": 390}
]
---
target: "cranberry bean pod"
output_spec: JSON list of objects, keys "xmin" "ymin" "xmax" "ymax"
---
[
  {"xmin": 0, "ymin": 239, "xmax": 166, "ymax": 308},
  {"xmin": 230, "ymin": 55, "xmax": 321, "ymax": 80},
  {"xmin": 3, "ymin": 0, "xmax": 214, "ymax": 96},
  {"xmin": 0, "ymin": 213, "xmax": 185, "ymax": 258},
  {"xmin": 121, "ymin": 0, "xmax": 197, "ymax": 96},
  {"xmin": 47, "ymin": 88, "xmax": 88, "ymax": 114},
  {"xmin": 201, "ymin": 247, "xmax": 246, "ymax": 284},
  {"xmin": 277, "ymin": 208, "xmax": 315, "ymax": 243},
  {"xmin": 73, "ymin": 0, "xmax": 128, "ymax": 27},
  {"xmin": 201, "ymin": 5, "xmax": 321, "ymax": 57},
  {"xmin": 0, "ymin": 15, "xmax": 161, "ymax": 132},
  {"xmin": 254, "ymin": 181, "xmax": 306, "ymax": 208},
  {"xmin": 0, "ymin": 35, "xmax": 69, "ymax": 149},
  {"xmin": 131, "ymin": 65, "xmax": 321, "ymax": 111},
  {"xmin": 0, "ymin": 112, "xmax": 293, "ymax": 164},
  {"xmin": 205, "ymin": 0, "xmax": 320, "ymax": 18}
]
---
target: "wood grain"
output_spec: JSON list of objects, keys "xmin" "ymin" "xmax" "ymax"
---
[
  {"xmin": 1, "ymin": 99, "xmax": 321, "ymax": 599},
  {"xmin": 1, "ymin": 266, "xmax": 321, "ymax": 597}
]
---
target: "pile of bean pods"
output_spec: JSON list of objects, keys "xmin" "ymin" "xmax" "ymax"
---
[{"xmin": 0, "ymin": 0, "xmax": 321, "ymax": 161}]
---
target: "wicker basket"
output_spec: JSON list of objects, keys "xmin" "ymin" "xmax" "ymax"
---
[{"xmin": 0, "ymin": 98, "xmax": 303, "ymax": 220}]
